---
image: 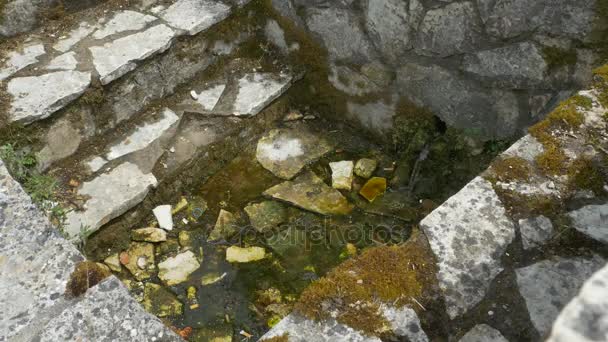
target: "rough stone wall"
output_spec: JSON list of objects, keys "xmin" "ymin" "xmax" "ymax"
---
[{"xmin": 268, "ymin": 0, "xmax": 603, "ymax": 139}]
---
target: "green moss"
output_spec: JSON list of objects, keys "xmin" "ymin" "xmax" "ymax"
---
[
  {"xmin": 294, "ymin": 230, "xmax": 437, "ymax": 336},
  {"xmin": 493, "ymin": 188, "xmax": 562, "ymax": 220},
  {"xmin": 487, "ymin": 156, "xmax": 533, "ymax": 183},
  {"xmin": 542, "ymin": 46, "xmax": 578, "ymax": 71},
  {"xmin": 567, "ymin": 157, "xmax": 606, "ymax": 195},
  {"xmin": 261, "ymin": 333, "xmax": 289, "ymax": 342},
  {"xmin": 594, "ymin": 65, "xmax": 608, "ymax": 108},
  {"xmin": 65, "ymin": 261, "xmax": 111, "ymax": 297},
  {"xmin": 392, "ymin": 98, "xmax": 437, "ymax": 153}
]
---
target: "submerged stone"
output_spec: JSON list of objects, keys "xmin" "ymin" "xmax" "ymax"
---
[
  {"xmin": 359, "ymin": 177, "xmax": 387, "ymax": 202},
  {"xmin": 354, "ymin": 158, "xmax": 378, "ymax": 179},
  {"xmin": 226, "ymin": 246, "xmax": 266, "ymax": 263},
  {"xmin": 208, "ymin": 209, "xmax": 239, "ymax": 241},
  {"xmin": 244, "ymin": 201, "xmax": 287, "ymax": 233},
  {"xmin": 103, "ymin": 254, "xmax": 122, "ymax": 273},
  {"xmin": 201, "ymin": 272, "xmax": 227, "ymax": 286},
  {"xmin": 264, "ymin": 172, "xmax": 354, "ymax": 216},
  {"xmin": 330, "ymin": 160, "xmax": 354, "ymax": 190},
  {"xmin": 143, "ymin": 283, "xmax": 183, "ymax": 317},
  {"xmin": 459, "ymin": 324, "xmax": 508, "ymax": 342},
  {"xmin": 158, "ymin": 250, "xmax": 201, "ymax": 286},
  {"xmin": 256, "ymin": 128, "xmax": 333, "ymax": 179},
  {"xmin": 132, "ymin": 228, "xmax": 168, "ymax": 243},
  {"xmin": 155, "ymin": 239, "xmax": 181, "ymax": 261},
  {"xmin": 153, "ymin": 205, "xmax": 174, "ymax": 231},
  {"xmin": 179, "ymin": 230, "xmax": 195, "ymax": 249},
  {"xmin": 123, "ymin": 242, "xmax": 156, "ymax": 281}
]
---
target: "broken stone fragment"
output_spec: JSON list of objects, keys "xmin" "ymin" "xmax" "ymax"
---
[
  {"xmin": 123, "ymin": 242, "xmax": 156, "ymax": 281},
  {"xmin": 158, "ymin": 250, "xmax": 201, "ymax": 286},
  {"xmin": 132, "ymin": 227, "xmax": 168, "ymax": 243},
  {"xmin": 518, "ymin": 216, "xmax": 554, "ymax": 250},
  {"xmin": 153, "ymin": 205, "xmax": 174, "ymax": 231},
  {"xmin": 233, "ymin": 73, "xmax": 294, "ymax": 116},
  {"xmin": 329, "ymin": 160, "xmax": 354, "ymax": 190},
  {"xmin": 264, "ymin": 172, "xmax": 354, "ymax": 216},
  {"xmin": 359, "ymin": 177, "xmax": 387, "ymax": 202},
  {"xmin": 208, "ymin": 209, "xmax": 239, "ymax": 241},
  {"xmin": 104, "ymin": 254, "xmax": 122, "ymax": 272},
  {"xmin": 256, "ymin": 128, "xmax": 333, "ymax": 179},
  {"xmin": 354, "ymin": 158, "xmax": 378, "ymax": 178},
  {"xmin": 143, "ymin": 283, "xmax": 183, "ymax": 317},
  {"xmin": 567, "ymin": 204, "xmax": 608, "ymax": 244},
  {"xmin": 226, "ymin": 246, "xmax": 266, "ymax": 263},
  {"xmin": 244, "ymin": 201, "xmax": 287, "ymax": 233}
]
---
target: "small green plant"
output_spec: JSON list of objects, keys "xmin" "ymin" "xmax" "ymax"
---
[{"xmin": 24, "ymin": 174, "xmax": 58, "ymax": 203}]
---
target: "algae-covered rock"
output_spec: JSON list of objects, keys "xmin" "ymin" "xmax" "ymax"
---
[
  {"xmin": 208, "ymin": 209, "xmax": 239, "ymax": 241},
  {"xmin": 226, "ymin": 246, "xmax": 266, "ymax": 263},
  {"xmin": 359, "ymin": 177, "xmax": 387, "ymax": 202},
  {"xmin": 155, "ymin": 238, "xmax": 180, "ymax": 261},
  {"xmin": 143, "ymin": 283, "xmax": 183, "ymax": 317},
  {"xmin": 179, "ymin": 230, "xmax": 196, "ymax": 249},
  {"xmin": 329, "ymin": 160, "xmax": 354, "ymax": 190},
  {"xmin": 244, "ymin": 201, "xmax": 287, "ymax": 233},
  {"xmin": 263, "ymin": 172, "xmax": 354, "ymax": 215},
  {"xmin": 158, "ymin": 250, "xmax": 201, "ymax": 286},
  {"xmin": 132, "ymin": 227, "xmax": 167, "ymax": 242},
  {"xmin": 354, "ymin": 158, "xmax": 377, "ymax": 178},
  {"xmin": 256, "ymin": 128, "xmax": 332, "ymax": 179},
  {"xmin": 123, "ymin": 242, "xmax": 155, "ymax": 281}
]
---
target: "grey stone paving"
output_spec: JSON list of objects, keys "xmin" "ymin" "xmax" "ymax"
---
[
  {"xmin": 519, "ymin": 215, "xmax": 555, "ymax": 250},
  {"xmin": 0, "ymin": 43, "xmax": 45, "ymax": 81},
  {"xmin": 568, "ymin": 204, "xmax": 608, "ymax": 244},
  {"xmin": 233, "ymin": 73, "xmax": 294, "ymax": 116},
  {"xmin": 160, "ymin": 0, "xmax": 231, "ymax": 35}
]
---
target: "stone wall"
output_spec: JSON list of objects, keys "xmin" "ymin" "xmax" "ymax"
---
[{"xmin": 268, "ymin": 0, "xmax": 604, "ymax": 139}]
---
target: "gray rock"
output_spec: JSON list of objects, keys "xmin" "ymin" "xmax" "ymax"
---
[
  {"xmin": 256, "ymin": 128, "xmax": 332, "ymax": 179},
  {"xmin": 153, "ymin": 204, "xmax": 174, "ymax": 231},
  {"xmin": 516, "ymin": 256, "xmax": 605, "ymax": 335},
  {"xmin": 53, "ymin": 22, "xmax": 98, "ymax": 53},
  {"xmin": 90, "ymin": 24, "xmax": 176, "ymax": 85},
  {"xmin": 415, "ymin": 2, "xmax": 482, "ymax": 57},
  {"xmin": 0, "ymin": 0, "xmax": 56, "ymax": 37},
  {"xmin": 328, "ymin": 64, "xmax": 380, "ymax": 97},
  {"xmin": 519, "ymin": 215, "xmax": 555, "ymax": 250},
  {"xmin": 459, "ymin": 324, "xmax": 508, "ymax": 342},
  {"xmin": 233, "ymin": 73, "xmax": 294, "ymax": 116},
  {"xmin": 194, "ymin": 84, "xmax": 226, "ymax": 111},
  {"xmin": 45, "ymin": 52, "xmax": 79, "ymax": 71},
  {"xmin": 420, "ymin": 176, "xmax": 516, "ymax": 319},
  {"xmin": 160, "ymin": 0, "xmax": 231, "ymax": 35},
  {"xmin": 305, "ymin": 7, "xmax": 375, "ymax": 62},
  {"xmin": 347, "ymin": 99, "xmax": 396, "ymax": 136},
  {"xmin": 0, "ymin": 43, "xmax": 45, "ymax": 81},
  {"xmin": 37, "ymin": 118, "xmax": 82, "ymax": 171},
  {"xmin": 567, "ymin": 204, "xmax": 608, "ymax": 244},
  {"xmin": 92, "ymin": 10, "xmax": 156, "ymax": 39},
  {"xmin": 270, "ymin": 0, "xmax": 305, "ymax": 28},
  {"xmin": 8, "ymin": 71, "xmax": 91, "ymax": 124},
  {"xmin": 463, "ymin": 42, "xmax": 548, "ymax": 89},
  {"xmin": 265, "ymin": 19, "xmax": 289, "ymax": 53},
  {"xmin": 158, "ymin": 250, "xmax": 200, "ymax": 286},
  {"xmin": 382, "ymin": 305, "xmax": 429, "ymax": 342},
  {"xmin": 263, "ymin": 172, "xmax": 354, "ymax": 216},
  {"xmin": 501, "ymin": 134, "xmax": 545, "ymax": 162},
  {"xmin": 547, "ymin": 263, "xmax": 608, "ymax": 342},
  {"xmin": 64, "ymin": 162, "xmax": 158, "ymax": 238},
  {"xmin": 365, "ymin": 0, "xmax": 415, "ymax": 62},
  {"xmin": 244, "ymin": 201, "xmax": 287, "ymax": 233}
]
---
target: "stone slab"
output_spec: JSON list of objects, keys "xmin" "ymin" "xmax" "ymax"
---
[
  {"xmin": 519, "ymin": 215, "xmax": 555, "ymax": 250},
  {"xmin": 160, "ymin": 0, "xmax": 231, "ymax": 35},
  {"xmin": 0, "ymin": 43, "xmax": 45, "ymax": 81},
  {"xmin": 568, "ymin": 204, "xmax": 608, "ymax": 244},
  {"xmin": 420, "ymin": 176, "xmax": 516, "ymax": 319},
  {"xmin": 64, "ymin": 162, "xmax": 158, "ymax": 238},
  {"xmin": 92, "ymin": 10, "xmax": 157, "ymax": 39},
  {"xmin": 195, "ymin": 83, "xmax": 226, "ymax": 110},
  {"xmin": 45, "ymin": 52, "xmax": 79, "ymax": 71},
  {"xmin": 54, "ymin": 22, "xmax": 98, "ymax": 53},
  {"xmin": 233, "ymin": 73, "xmax": 294, "ymax": 116}
]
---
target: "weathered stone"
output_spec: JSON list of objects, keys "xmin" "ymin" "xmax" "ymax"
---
[
  {"xmin": 45, "ymin": 52, "xmax": 79, "ymax": 71},
  {"xmin": 37, "ymin": 118, "xmax": 82, "ymax": 171},
  {"xmin": 382, "ymin": 306, "xmax": 428, "ymax": 342},
  {"xmin": 0, "ymin": 43, "xmax": 45, "ymax": 81},
  {"xmin": 90, "ymin": 24, "xmax": 176, "ymax": 85},
  {"xmin": 123, "ymin": 242, "xmax": 156, "ymax": 281},
  {"xmin": 226, "ymin": 246, "xmax": 266, "ymax": 263},
  {"xmin": 143, "ymin": 283, "xmax": 183, "ymax": 317},
  {"xmin": 567, "ymin": 204, "xmax": 608, "ymax": 244},
  {"xmin": 92, "ymin": 10, "xmax": 156, "ymax": 39},
  {"xmin": 8, "ymin": 71, "xmax": 91, "ymax": 124},
  {"xmin": 415, "ymin": 2, "xmax": 482, "ymax": 57},
  {"xmin": 244, "ymin": 201, "xmax": 287, "ymax": 233},
  {"xmin": 365, "ymin": 0, "xmax": 415, "ymax": 62},
  {"xmin": 547, "ymin": 263, "xmax": 608, "ymax": 342},
  {"xmin": 104, "ymin": 254, "xmax": 122, "ymax": 272},
  {"xmin": 153, "ymin": 205, "xmax": 174, "ymax": 231},
  {"xmin": 53, "ymin": 22, "xmax": 97, "ymax": 52},
  {"xmin": 354, "ymin": 158, "xmax": 377, "ymax": 178},
  {"xmin": 519, "ymin": 216, "xmax": 555, "ymax": 250},
  {"xmin": 160, "ymin": 0, "xmax": 231, "ymax": 35},
  {"xmin": 463, "ymin": 42, "xmax": 548, "ymax": 89},
  {"xmin": 328, "ymin": 65, "xmax": 380, "ymax": 97},
  {"xmin": 195, "ymin": 84, "xmax": 226, "ymax": 111},
  {"xmin": 233, "ymin": 73, "xmax": 294, "ymax": 116},
  {"xmin": 64, "ymin": 163, "xmax": 158, "ymax": 238},
  {"xmin": 330, "ymin": 161, "xmax": 354, "ymax": 191},
  {"xmin": 132, "ymin": 228, "xmax": 168, "ymax": 243},
  {"xmin": 208, "ymin": 209, "xmax": 239, "ymax": 241},
  {"xmin": 359, "ymin": 177, "xmax": 387, "ymax": 202},
  {"xmin": 264, "ymin": 172, "xmax": 354, "ymax": 216},
  {"xmin": 420, "ymin": 177, "xmax": 516, "ymax": 319},
  {"xmin": 265, "ymin": 19, "xmax": 289, "ymax": 52},
  {"xmin": 0, "ymin": 0, "xmax": 56, "ymax": 37},
  {"xmin": 459, "ymin": 324, "xmax": 508, "ymax": 342},
  {"xmin": 256, "ymin": 128, "xmax": 332, "ymax": 179},
  {"xmin": 516, "ymin": 256, "xmax": 605, "ymax": 335},
  {"xmin": 158, "ymin": 250, "xmax": 201, "ymax": 286},
  {"xmin": 305, "ymin": 7, "xmax": 375, "ymax": 62},
  {"xmin": 501, "ymin": 135, "xmax": 545, "ymax": 162},
  {"xmin": 347, "ymin": 100, "xmax": 396, "ymax": 135}
]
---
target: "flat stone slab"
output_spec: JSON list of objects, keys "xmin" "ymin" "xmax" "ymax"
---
[
  {"xmin": 0, "ymin": 43, "xmax": 45, "ymax": 81},
  {"xmin": 8, "ymin": 71, "xmax": 91, "ymax": 124},
  {"xmin": 547, "ymin": 263, "xmax": 608, "ymax": 342},
  {"xmin": 233, "ymin": 73, "xmax": 294, "ymax": 116},
  {"xmin": 567, "ymin": 204, "xmax": 608, "ymax": 244},
  {"xmin": 64, "ymin": 162, "xmax": 158, "ymax": 238},
  {"xmin": 244, "ymin": 201, "xmax": 287, "ymax": 232},
  {"xmin": 160, "ymin": 0, "xmax": 231, "ymax": 35},
  {"xmin": 420, "ymin": 176, "xmax": 516, "ymax": 319},
  {"xmin": 263, "ymin": 171, "xmax": 354, "ymax": 216},
  {"xmin": 516, "ymin": 256, "xmax": 605, "ymax": 336},
  {"xmin": 158, "ymin": 250, "xmax": 200, "ymax": 285},
  {"xmin": 256, "ymin": 128, "xmax": 332, "ymax": 179},
  {"xmin": 519, "ymin": 215, "xmax": 555, "ymax": 250},
  {"xmin": 54, "ymin": 22, "xmax": 98, "ymax": 52},
  {"xmin": 45, "ymin": 52, "xmax": 79, "ymax": 71},
  {"xmin": 35, "ymin": 277, "xmax": 182, "ymax": 341},
  {"xmin": 92, "ymin": 10, "xmax": 157, "ymax": 40},
  {"xmin": 194, "ymin": 83, "xmax": 226, "ymax": 110},
  {"xmin": 459, "ymin": 324, "xmax": 508, "ymax": 342},
  {"xmin": 90, "ymin": 24, "xmax": 176, "ymax": 85}
]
